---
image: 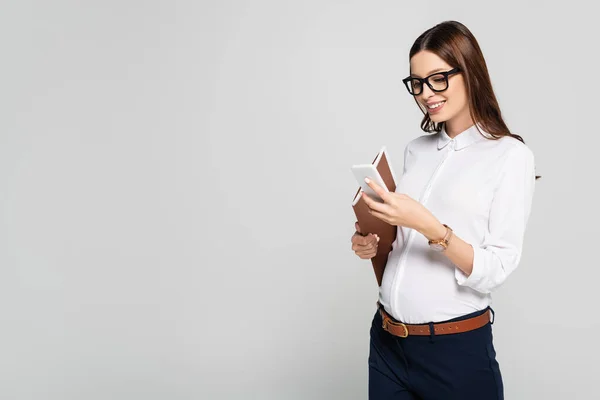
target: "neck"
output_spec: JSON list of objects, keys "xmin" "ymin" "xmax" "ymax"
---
[{"xmin": 443, "ymin": 108, "xmax": 474, "ymax": 138}]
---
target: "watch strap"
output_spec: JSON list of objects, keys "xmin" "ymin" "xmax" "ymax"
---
[{"xmin": 428, "ymin": 224, "xmax": 453, "ymax": 248}]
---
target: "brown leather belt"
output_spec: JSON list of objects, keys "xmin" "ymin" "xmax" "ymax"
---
[{"xmin": 377, "ymin": 302, "xmax": 492, "ymax": 338}]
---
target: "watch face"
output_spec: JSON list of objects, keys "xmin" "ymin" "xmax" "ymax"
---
[{"xmin": 430, "ymin": 243, "xmax": 445, "ymax": 252}]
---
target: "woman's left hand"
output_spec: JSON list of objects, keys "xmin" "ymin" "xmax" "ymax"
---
[{"xmin": 361, "ymin": 178, "xmax": 433, "ymax": 231}]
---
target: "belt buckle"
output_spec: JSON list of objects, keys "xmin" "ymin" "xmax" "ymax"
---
[
  {"xmin": 396, "ymin": 322, "xmax": 409, "ymax": 338},
  {"xmin": 382, "ymin": 317, "xmax": 409, "ymax": 338}
]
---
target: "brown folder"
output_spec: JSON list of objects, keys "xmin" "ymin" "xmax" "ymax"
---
[{"xmin": 352, "ymin": 147, "xmax": 398, "ymax": 286}]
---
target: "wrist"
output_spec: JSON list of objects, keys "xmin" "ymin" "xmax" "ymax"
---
[{"xmin": 419, "ymin": 217, "xmax": 447, "ymax": 241}]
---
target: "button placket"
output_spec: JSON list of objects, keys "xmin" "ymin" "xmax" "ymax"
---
[{"xmin": 389, "ymin": 143, "xmax": 456, "ymax": 317}]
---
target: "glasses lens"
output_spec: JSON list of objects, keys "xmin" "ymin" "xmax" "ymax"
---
[
  {"xmin": 428, "ymin": 74, "xmax": 448, "ymax": 91},
  {"xmin": 407, "ymin": 78, "xmax": 422, "ymax": 95}
]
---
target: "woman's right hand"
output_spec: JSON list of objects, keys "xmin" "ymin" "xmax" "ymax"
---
[{"xmin": 351, "ymin": 222, "xmax": 379, "ymax": 259}]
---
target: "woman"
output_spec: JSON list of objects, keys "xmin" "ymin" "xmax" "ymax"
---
[{"xmin": 351, "ymin": 20, "xmax": 539, "ymax": 400}]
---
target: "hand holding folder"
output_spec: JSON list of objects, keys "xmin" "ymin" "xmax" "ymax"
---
[{"xmin": 351, "ymin": 146, "xmax": 398, "ymax": 286}]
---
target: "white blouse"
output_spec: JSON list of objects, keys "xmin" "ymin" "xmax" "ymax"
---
[{"xmin": 378, "ymin": 122, "xmax": 536, "ymax": 324}]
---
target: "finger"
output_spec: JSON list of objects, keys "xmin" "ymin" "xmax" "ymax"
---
[
  {"xmin": 362, "ymin": 235, "xmax": 378, "ymax": 247},
  {"xmin": 364, "ymin": 234, "xmax": 379, "ymax": 246},
  {"xmin": 357, "ymin": 249, "xmax": 378, "ymax": 258},
  {"xmin": 361, "ymin": 191, "xmax": 392, "ymax": 215},
  {"xmin": 364, "ymin": 178, "xmax": 390, "ymax": 203},
  {"xmin": 360, "ymin": 190, "xmax": 380, "ymax": 210},
  {"xmin": 355, "ymin": 236, "xmax": 379, "ymax": 250},
  {"xmin": 353, "ymin": 236, "xmax": 374, "ymax": 248},
  {"xmin": 353, "ymin": 241, "xmax": 376, "ymax": 252},
  {"xmin": 362, "ymin": 234, "xmax": 379, "ymax": 246},
  {"xmin": 368, "ymin": 208, "xmax": 391, "ymax": 224},
  {"xmin": 354, "ymin": 246, "xmax": 372, "ymax": 254},
  {"xmin": 351, "ymin": 233, "xmax": 363, "ymax": 244},
  {"xmin": 357, "ymin": 233, "xmax": 376, "ymax": 245},
  {"xmin": 356, "ymin": 247, "xmax": 375, "ymax": 256},
  {"xmin": 361, "ymin": 197, "xmax": 390, "ymax": 221},
  {"xmin": 355, "ymin": 222, "xmax": 362, "ymax": 234}
]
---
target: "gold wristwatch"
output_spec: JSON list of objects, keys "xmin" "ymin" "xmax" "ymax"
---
[{"xmin": 428, "ymin": 224, "xmax": 453, "ymax": 252}]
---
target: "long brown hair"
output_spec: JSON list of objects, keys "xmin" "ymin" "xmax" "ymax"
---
[{"xmin": 409, "ymin": 20, "xmax": 540, "ymax": 179}]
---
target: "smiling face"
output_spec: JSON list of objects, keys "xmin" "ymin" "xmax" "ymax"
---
[{"xmin": 409, "ymin": 50, "xmax": 471, "ymax": 127}]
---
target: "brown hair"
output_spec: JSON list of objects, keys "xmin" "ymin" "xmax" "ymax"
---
[{"xmin": 409, "ymin": 20, "xmax": 540, "ymax": 179}]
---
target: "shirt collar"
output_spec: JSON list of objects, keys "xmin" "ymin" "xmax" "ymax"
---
[{"xmin": 437, "ymin": 122, "xmax": 488, "ymax": 151}]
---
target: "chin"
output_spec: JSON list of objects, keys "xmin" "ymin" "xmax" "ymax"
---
[{"xmin": 429, "ymin": 114, "xmax": 445, "ymax": 122}]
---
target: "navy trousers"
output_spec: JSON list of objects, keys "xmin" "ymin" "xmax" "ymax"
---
[{"xmin": 368, "ymin": 307, "xmax": 503, "ymax": 400}]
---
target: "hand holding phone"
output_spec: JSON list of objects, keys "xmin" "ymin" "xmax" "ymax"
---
[{"xmin": 351, "ymin": 164, "xmax": 389, "ymax": 203}]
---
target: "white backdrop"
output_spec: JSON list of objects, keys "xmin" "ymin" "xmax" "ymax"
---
[{"xmin": 1, "ymin": 1, "xmax": 598, "ymax": 399}]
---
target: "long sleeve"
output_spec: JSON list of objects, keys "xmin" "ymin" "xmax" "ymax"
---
[{"xmin": 455, "ymin": 143, "xmax": 536, "ymax": 294}]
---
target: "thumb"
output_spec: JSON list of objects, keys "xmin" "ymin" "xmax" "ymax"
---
[{"xmin": 355, "ymin": 221, "xmax": 362, "ymax": 234}]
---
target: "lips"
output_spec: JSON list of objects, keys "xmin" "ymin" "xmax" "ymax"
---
[{"xmin": 427, "ymin": 100, "xmax": 446, "ymax": 114}]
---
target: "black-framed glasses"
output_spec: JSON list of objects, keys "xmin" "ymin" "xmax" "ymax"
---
[{"xmin": 402, "ymin": 67, "xmax": 461, "ymax": 96}]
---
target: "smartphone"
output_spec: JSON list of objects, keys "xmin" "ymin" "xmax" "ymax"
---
[{"xmin": 351, "ymin": 163, "xmax": 389, "ymax": 203}]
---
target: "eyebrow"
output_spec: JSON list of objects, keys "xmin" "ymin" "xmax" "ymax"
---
[{"xmin": 410, "ymin": 68, "xmax": 448, "ymax": 78}]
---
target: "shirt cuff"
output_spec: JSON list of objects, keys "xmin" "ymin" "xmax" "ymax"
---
[{"xmin": 454, "ymin": 245, "xmax": 487, "ymax": 290}]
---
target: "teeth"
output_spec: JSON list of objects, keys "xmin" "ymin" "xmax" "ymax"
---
[{"xmin": 428, "ymin": 101, "xmax": 445, "ymax": 109}]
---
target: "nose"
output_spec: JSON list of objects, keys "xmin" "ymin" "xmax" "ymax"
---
[{"xmin": 420, "ymin": 82, "xmax": 435, "ymax": 98}]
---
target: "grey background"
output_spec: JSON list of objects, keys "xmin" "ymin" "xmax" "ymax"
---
[{"xmin": 1, "ymin": 1, "xmax": 598, "ymax": 399}]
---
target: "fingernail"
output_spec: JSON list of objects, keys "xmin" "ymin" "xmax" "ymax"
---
[
  {"xmin": 377, "ymin": 237, "xmax": 380, "ymax": 242},
  {"xmin": 364, "ymin": 178, "xmax": 370, "ymax": 183}
]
